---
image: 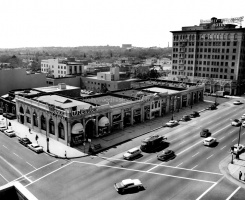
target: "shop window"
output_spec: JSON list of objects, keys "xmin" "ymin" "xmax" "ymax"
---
[
  {"xmin": 58, "ymin": 122, "xmax": 65, "ymax": 140},
  {"xmin": 49, "ymin": 118, "xmax": 55, "ymax": 135},
  {"xmin": 26, "ymin": 116, "xmax": 31, "ymax": 123},
  {"xmin": 33, "ymin": 112, "xmax": 38, "ymax": 127},
  {"xmin": 41, "ymin": 115, "xmax": 46, "ymax": 130}
]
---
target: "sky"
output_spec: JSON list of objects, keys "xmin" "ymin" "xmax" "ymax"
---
[{"xmin": 0, "ymin": 0, "xmax": 245, "ymax": 48}]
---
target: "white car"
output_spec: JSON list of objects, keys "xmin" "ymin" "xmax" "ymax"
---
[
  {"xmin": 242, "ymin": 121, "xmax": 245, "ymax": 127},
  {"xmin": 3, "ymin": 129, "xmax": 16, "ymax": 137},
  {"xmin": 241, "ymin": 115, "xmax": 245, "ymax": 120},
  {"xmin": 28, "ymin": 143, "xmax": 43, "ymax": 153},
  {"xmin": 203, "ymin": 137, "xmax": 216, "ymax": 146},
  {"xmin": 0, "ymin": 125, "xmax": 7, "ymax": 132},
  {"xmin": 165, "ymin": 120, "xmax": 179, "ymax": 127},
  {"xmin": 233, "ymin": 100, "xmax": 242, "ymax": 105},
  {"xmin": 114, "ymin": 179, "xmax": 143, "ymax": 193},
  {"xmin": 232, "ymin": 144, "xmax": 245, "ymax": 154},
  {"xmin": 231, "ymin": 119, "xmax": 242, "ymax": 126},
  {"xmin": 123, "ymin": 147, "xmax": 141, "ymax": 160}
]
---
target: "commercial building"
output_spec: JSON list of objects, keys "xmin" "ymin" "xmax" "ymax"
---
[
  {"xmin": 14, "ymin": 83, "xmax": 204, "ymax": 147},
  {"xmin": 170, "ymin": 16, "xmax": 245, "ymax": 95}
]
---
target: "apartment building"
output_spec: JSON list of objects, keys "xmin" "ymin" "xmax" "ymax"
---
[
  {"xmin": 41, "ymin": 57, "xmax": 87, "ymax": 78},
  {"xmin": 170, "ymin": 16, "xmax": 245, "ymax": 95}
]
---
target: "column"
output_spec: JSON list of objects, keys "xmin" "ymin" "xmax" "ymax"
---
[
  {"xmin": 121, "ymin": 110, "xmax": 124, "ymax": 129},
  {"xmin": 46, "ymin": 114, "xmax": 49, "ymax": 137},
  {"xmin": 141, "ymin": 106, "xmax": 144, "ymax": 122},
  {"xmin": 166, "ymin": 97, "xmax": 170, "ymax": 113},
  {"xmin": 82, "ymin": 118, "xmax": 86, "ymax": 139},
  {"xmin": 130, "ymin": 108, "xmax": 134, "ymax": 125},
  {"xmin": 67, "ymin": 120, "xmax": 71, "ymax": 146},
  {"xmin": 95, "ymin": 115, "xmax": 99, "ymax": 137},
  {"xmin": 108, "ymin": 112, "xmax": 112, "ymax": 134}
]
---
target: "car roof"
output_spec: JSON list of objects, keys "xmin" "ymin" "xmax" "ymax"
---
[
  {"xmin": 122, "ymin": 179, "xmax": 134, "ymax": 185},
  {"xmin": 128, "ymin": 147, "xmax": 139, "ymax": 153},
  {"xmin": 205, "ymin": 137, "xmax": 215, "ymax": 141},
  {"xmin": 143, "ymin": 135, "xmax": 161, "ymax": 142},
  {"xmin": 202, "ymin": 128, "xmax": 209, "ymax": 132},
  {"xmin": 162, "ymin": 149, "xmax": 173, "ymax": 154},
  {"xmin": 6, "ymin": 130, "xmax": 14, "ymax": 132}
]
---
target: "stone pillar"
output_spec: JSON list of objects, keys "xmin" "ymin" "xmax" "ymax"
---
[
  {"xmin": 141, "ymin": 106, "xmax": 144, "ymax": 122},
  {"xmin": 67, "ymin": 120, "xmax": 71, "ymax": 146},
  {"xmin": 54, "ymin": 116, "xmax": 58, "ymax": 140},
  {"xmin": 121, "ymin": 110, "xmax": 124, "ymax": 129},
  {"xmin": 166, "ymin": 97, "xmax": 170, "ymax": 113},
  {"xmin": 130, "ymin": 108, "xmax": 134, "ymax": 125}
]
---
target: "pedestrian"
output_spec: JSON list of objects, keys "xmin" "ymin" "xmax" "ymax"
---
[
  {"xmin": 239, "ymin": 171, "xmax": 242, "ymax": 180},
  {"xmin": 65, "ymin": 150, "xmax": 67, "ymax": 158},
  {"xmin": 29, "ymin": 128, "xmax": 31, "ymax": 134}
]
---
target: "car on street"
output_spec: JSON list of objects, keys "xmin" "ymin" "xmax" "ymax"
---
[
  {"xmin": 240, "ymin": 115, "xmax": 245, "ymax": 120},
  {"xmin": 157, "ymin": 149, "xmax": 176, "ymax": 161},
  {"xmin": 114, "ymin": 179, "xmax": 143, "ymax": 194},
  {"xmin": 233, "ymin": 100, "xmax": 242, "ymax": 105},
  {"xmin": 232, "ymin": 144, "xmax": 245, "ymax": 154},
  {"xmin": 179, "ymin": 115, "xmax": 191, "ymax": 121},
  {"xmin": 3, "ymin": 129, "xmax": 16, "ymax": 137},
  {"xmin": 0, "ymin": 125, "xmax": 7, "ymax": 132},
  {"xmin": 231, "ymin": 119, "xmax": 242, "ymax": 126},
  {"xmin": 200, "ymin": 128, "xmax": 211, "ymax": 137},
  {"xmin": 123, "ymin": 147, "xmax": 141, "ymax": 160},
  {"xmin": 165, "ymin": 120, "xmax": 179, "ymax": 127},
  {"xmin": 18, "ymin": 137, "xmax": 32, "ymax": 147},
  {"xmin": 203, "ymin": 137, "xmax": 216, "ymax": 146},
  {"xmin": 190, "ymin": 111, "xmax": 200, "ymax": 118},
  {"xmin": 208, "ymin": 104, "xmax": 217, "ymax": 110},
  {"xmin": 28, "ymin": 143, "xmax": 43, "ymax": 153},
  {"xmin": 242, "ymin": 121, "xmax": 245, "ymax": 127}
]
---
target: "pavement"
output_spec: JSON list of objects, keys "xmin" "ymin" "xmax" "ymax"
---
[{"xmin": 2, "ymin": 96, "xmax": 245, "ymax": 189}]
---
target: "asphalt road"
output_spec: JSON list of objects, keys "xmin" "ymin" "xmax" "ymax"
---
[{"xmin": 2, "ymin": 100, "xmax": 245, "ymax": 199}]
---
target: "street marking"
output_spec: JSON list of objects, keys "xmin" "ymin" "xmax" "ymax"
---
[
  {"xmin": 220, "ymin": 146, "xmax": 226, "ymax": 150},
  {"xmin": 26, "ymin": 162, "xmax": 37, "ymax": 169},
  {"xmin": 147, "ymin": 165, "xmax": 158, "ymax": 172},
  {"xmin": 74, "ymin": 161, "xmax": 217, "ymax": 184},
  {"xmin": 219, "ymin": 136, "xmax": 225, "ymax": 140},
  {"xmin": 196, "ymin": 176, "xmax": 224, "ymax": 200},
  {"xmin": 176, "ymin": 162, "xmax": 183, "ymax": 167},
  {"xmin": 13, "ymin": 153, "xmax": 22, "ymax": 159},
  {"xmin": 0, "ymin": 173, "xmax": 8, "ymax": 182},
  {"xmin": 232, "ymin": 138, "xmax": 237, "ymax": 142},
  {"xmin": 98, "ymin": 156, "xmax": 223, "ymax": 176},
  {"xmin": 191, "ymin": 165, "xmax": 198, "ymax": 170},
  {"xmin": 192, "ymin": 152, "xmax": 199, "ymax": 157},
  {"xmin": 207, "ymin": 154, "xmax": 213, "ymax": 159},
  {"xmin": 226, "ymin": 186, "xmax": 241, "ymax": 200},
  {"xmin": 176, "ymin": 124, "xmax": 230, "ymax": 156},
  {"xmin": 2, "ymin": 145, "xmax": 8, "ymax": 149},
  {"xmin": 0, "ymin": 155, "xmax": 32, "ymax": 183},
  {"xmin": 25, "ymin": 161, "xmax": 73, "ymax": 187}
]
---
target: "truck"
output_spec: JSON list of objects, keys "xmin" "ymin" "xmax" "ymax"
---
[{"xmin": 140, "ymin": 135, "xmax": 167, "ymax": 152}]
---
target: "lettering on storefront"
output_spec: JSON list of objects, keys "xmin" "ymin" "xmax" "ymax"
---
[
  {"xmin": 48, "ymin": 104, "xmax": 65, "ymax": 118},
  {"xmin": 182, "ymin": 95, "xmax": 187, "ymax": 102},
  {"xmin": 124, "ymin": 108, "xmax": 131, "ymax": 116},
  {"xmin": 112, "ymin": 113, "xmax": 121, "ymax": 123},
  {"xmin": 71, "ymin": 106, "xmax": 97, "ymax": 117}
]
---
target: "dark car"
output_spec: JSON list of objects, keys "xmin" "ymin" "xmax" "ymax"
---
[
  {"xmin": 208, "ymin": 104, "xmax": 217, "ymax": 110},
  {"xmin": 157, "ymin": 149, "xmax": 176, "ymax": 161},
  {"xmin": 200, "ymin": 128, "xmax": 211, "ymax": 137},
  {"xmin": 190, "ymin": 111, "xmax": 200, "ymax": 118},
  {"xmin": 18, "ymin": 137, "xmax": 32, "ymax": 147},
  {"xmin": 180, "ymin": 115, "xmax": 191, "ymax": 121}
]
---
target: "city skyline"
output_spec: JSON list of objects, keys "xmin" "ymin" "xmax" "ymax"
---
[{"xmin": 0, "ymin": 0, "xmax": 244, "ymax": 48}]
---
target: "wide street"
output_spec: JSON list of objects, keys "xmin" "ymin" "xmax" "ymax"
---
[{"xmin": 1, "ymin": 99, "xmax": 245, "ymax": 199}]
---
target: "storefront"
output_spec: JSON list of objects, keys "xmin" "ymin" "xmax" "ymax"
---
[
  {"xmin": 112, "ymin": 113, "xmax": 121, "ymax": 131},
  {"xmin": 71, "ymin": 123, "xmax": 84, "ymax": 146},
  {"xmin": 133, "ymin": 108, "xmax": 141, "ymax": 124},
  {"xmin": 123, "ymin": 108, "xmax": 131, "ymax": 127},
  {"xmin": 144, "ymin": 105, "xmax": 150, "ymax": 120},
  {"xmin": 98, "ymin": 116, "xmax": 110, "ymax": 136},
  {"xmin": 182, "ymin": 95, "xmax": 187, "ymax": 107}
]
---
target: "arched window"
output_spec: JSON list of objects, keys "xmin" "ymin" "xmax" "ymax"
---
[
  {"xmin": 234, "ymin": 34, "xmax": 237, "ymax": 40},
  {"xmin": 205, "ymin": 34, "xmax": 208, "ymax": 40},
  {"xmin": 41, "ymin": 115, "xmax": 46, "ymax": 130},
  {"xmin": 58, "ymin": 122, "xmax": 65, "ymax": 139},
  {"xmin": 223, "ymin": 34, "xmax": 226, "ymax": 40},
  {"xmin": 19, "ymin": 106, "xmax": 24, "ymax": 113},
  {"xmin": 26, "ymin": 108, "xmax": 30, "ymax": 114},
  {"xmin": 227, "ymin": 34, "xmax": 230, "ymax": 40},
  {"xmin": 33, "ymin": 111, "xmax": 38, "ymax": 127},
  {"xmin": 49, "ymin": 118, "xmax": 55, "ymax": 135}
]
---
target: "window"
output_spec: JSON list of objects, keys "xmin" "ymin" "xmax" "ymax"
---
[
  {"xmin": 231, "ymin": 69, "xmax": 234, "ymax": 73},
  {"xmin": 224, "ymin": 75, "xmax": 227, "ymax": 79},
  {"xmin": 232, "ymin": 55, "xmax": 236, "ymax": 60},
  {"xmin": 225, "ymin": 69, "xmax": 228, "ymax": 73},
  {"xmin": 233, "ymin": 41, "xmax": 237, "ymax": 46},
  {"xmin": 226, "ymin": 55, "xmax": 229, "ymax": 60},
  {"xmin": 232, "ymin": 62, "xmax": 235, "ymax": 67},
  {"xmin": 226, "ymin": 49, "xmax": 229, "ymax": 53},
  {"xmin": 227, "ymin": 42, "xmax": 230, "ymax": 46},
  {"xmin": 33, "ymin": 112, "xmax": 38, "ymax": 127},
  {"xmin": 49, "ymin": 118, "xmax": 55, "ymax": 135},
  {"xmin": 41, "ymin": 115, "xmax": 46, "ymax": 130},
  {"xmin": 58, "ymin": 122, "xmax": 65, "ymax": 140}
]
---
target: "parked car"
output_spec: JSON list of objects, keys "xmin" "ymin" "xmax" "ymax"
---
[
  {"xmin": 242, "ymin": 121, "xmax": 245, "ymax": 127},
  {"xmin": 200, "ymin": 128, "xmax": 211, "ymax": 137},
  {"xmin": 3, "ymin": 129, "xmax": 16, "ymax": 137},
  {"xmin": 190, "ymin": 111, "xmax": 200, "ymax": 118},
  {"xmin": 208, "ymin": 104, "xmax": 217, "ymax": 110},
  {"xmin": 240, "ymin": 115, "xmax": 245, "ymax": 120},
  {"xmin": 231, "ymin": 119, "xmax": 242, "ymax": 127},
  {"xmin": 233, "ymin": 100, "xmax": 242, "ymax": 105},
  {"xmin": 28, "ymin": 143, "xmax": 43, "ymax": 153},
  {"xmin": 114, "ymin": 179, "xmax": 143, "ymax": 194},
  {"xmin": 0, "ymin": 125, "xmax": 7, "ymax": 132},
  {"xmin": 179, "ymin": 115, "xmax": 191, "ymax": 121},
  {"xmin": 157, "ymin": 149, "xmax": 176, "ymax": 161},
  {"xmin": 203, "ymin": 137, "xmax": 216, "ymax": 146},
  {"xmin": 123, "ymin": 147, "xmax": 141, "ymax": 160},
  {"xmin": 18, "ymin": 137, "xmax": 32, "ymax": 147},
  {"xmin": 232, "ymin": 144, "xmax": 245, "ymax": 154},
  {"xmin": 165, "ymin": 120, "xmax": 179, "ymax": 127}
]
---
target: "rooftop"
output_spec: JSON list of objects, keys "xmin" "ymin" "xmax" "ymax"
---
[
  {"xmin": 34, "ymin": 85, "xmax": 79, "ymax": 93},
  {"xmin": 143, "ymin": 87, "xmax": 179, "ymax": 94},
  {"xmin": 83, "ymin": 95, "xmax": 133, "ymax": 106}
]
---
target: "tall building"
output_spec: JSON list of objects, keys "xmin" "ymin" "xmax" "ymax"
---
[{"xmin": 170, "ymin": 16, "xmax": 245, "ymax": 95}]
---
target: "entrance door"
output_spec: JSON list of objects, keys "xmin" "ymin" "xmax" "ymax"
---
[{"xmin": 85, "ymin": 120, "xmax": 95, "ymax": 140}]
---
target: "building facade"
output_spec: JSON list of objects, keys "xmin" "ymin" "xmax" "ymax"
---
[{"xmin": 170, "ymin": 16, "xmax": 245, "ymax": 95}]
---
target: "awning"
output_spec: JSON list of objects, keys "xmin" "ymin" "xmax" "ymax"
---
[
  {"xmin": 71, "ymin": 123, "xmax": 84, "ymax": 135},
  {"xmin": 98, "ymin": 117, "xmax": 110, "ymax": 127}
]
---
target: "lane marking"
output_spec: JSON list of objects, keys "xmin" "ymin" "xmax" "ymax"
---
[
  {"xmin": 9, "ymin": 160, "xmax": 58, "ymax": 184},
  {"xmin": 191, "ymin": 165, "xmax": 198, "ymax": 170},
  {"xmin": 226, "ymin": 186, "xmax": 241, "ymax": 200},
  {"xmin": 176, "ymin": 162, "xmax": 183, "ymax": 167},
  {"xmin": 220, "ymin": 146, "xmax": 226, "ymax": 150},
  {"xmin": 13, "ymin": 153, "xmax": 22, "ymax": 159},
  {"xmin": 147, "ymin": 165, "xmax": 158, "ymax": 172},
  {"xmin": 207, "ymin": 154, "xmax": 213, "ymax": 159},
  {"xmin": 98, "ymin": 156, "xmax": 223, "ymax": 176},
  {"xmin": 219, "ymin": 136, "xmax": 225, "ymax": 140},
  {"xmin": 0, "ymin": 155, "xmax": 32, "ymax": 183},
  {"xmin": 176, "ymin": 124, "xmax": 230, "ymax": 156},
  {"xmin": 26, "ymin": 162, "xmax": 37, "ymax": 169},
  {"xmin": 2, "ymin": 145, "xmax": 8, "ymax": 149},
  {"xmin": 74, "ymin": 161, "xmax": 217, "ymax": 184},
  {"xmin": 0, "ymin": 173, "xmax": 9, "ymax": 182},
  {"xmin": 25, "ymin": 161, "xmax": 73, "ymax": 187},
  {"xmin": 196, "ymin": 176, "xmax": 224, "ymax": 200},
  {"xmin": 192, "ymin": 152, "xmax": 199, "ymax": 157},
  {"xmin": 232, "ymin": 138, "xmax": 237, "ymax": 142}
]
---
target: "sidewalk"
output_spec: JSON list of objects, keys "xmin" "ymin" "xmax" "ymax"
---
[{"xmin": 0, "ymin": 97, "xmax": 233, "ymax": 159}]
